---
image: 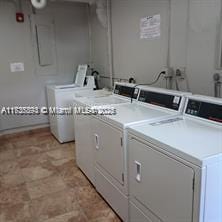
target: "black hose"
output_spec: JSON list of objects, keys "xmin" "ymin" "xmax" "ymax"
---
[
  {"xmin": 130, "ymin": 71, "xmax": 166, "ymax": 103},
  {"xmin": 91, "ymin": 71, "xmax": 99, "ymax": 89}
]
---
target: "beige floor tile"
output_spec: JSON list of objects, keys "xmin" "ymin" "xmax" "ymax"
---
[
  {"xmin": 0, "ymin": 160, "xmax": 16, "ymax": 175},
  {"xmin": 0, "ymin": 143, "xmax": 15, "ymax": 162},
  {"xmin": 76, "ymin": 186, "xmax": 119, "ymax": 221},
  {"xmin": 0, "ymin": 129, "xmax": 121, "ymax": 221},
  {"xmin": 79, "ymin": 199, "xmax": 114, "ymax": 221},
  {"xmin": 14, "ymin": 141, "xmax": 58, "ymax": 158},
  {"xmin": 27, "ymin": 175, "xmax": 66, "ymax": 199},
  {"xmin": 90, "ymin": 211, "xmax": 122, "ymax": 222},
  {"xmin": 38, "ymin": 134, "xmax": 60, "ymax": 145},
  {"xmin": 42, "ymin": 210, "xmax": 88, "ymax": 222},
  {"xmin": 0, "ymin": 160, "xmax": 25, "ymax": 189},
  {"xmin": 18, "ymin": 154, "xmax": 58, "ymax": 182},
  {"xmin": 0, "ymin": 137, "xmax": 8, "ymax": 145},
  {"xmin": 18, "ymin": 153, "xmax": 49, "ymax": 168},
  {"xmin": 75, "ymin": 185, "xmax": 102, "ymax": 203},
  {"xmin": 46, "ymin": 146, "xmax": 75, "ymax": 161},
  {"xmin": 52, "ymin": 158, "xmax": 91, "ymax": 188},
  {"xmin": 21, "ymin": 165, "xmax": 58, "ymax": 183},
  {"xmin": 52, "ymin": 159, "xmax": 78, "ymax": 178},
  {"xmin": 0, "ymin": 184, "xmax": 30, "ymax": 206},
  {"xmin": 30, "ymin": 189, "xmax": 77, "ymax": 222},
  {"xmin": 51, "ymin": 157, "xmax": 77, "ymax": 170},
  {"xmin": 65, "ymin": 170, "xmax": 92, "ymax": 188},
  {"xmin": 0, "ymin": 202, "xmax": 34, "ymax": 222},
  {"xmin": 12, "ymin": 136, "xmax": 38, "ymax": 148}
]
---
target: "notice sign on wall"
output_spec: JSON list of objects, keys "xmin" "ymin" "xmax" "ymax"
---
[
  {"xmin": 140, "ymin": 14, "xmax": 161, "ymax": 39},
  {"xmin": 10, "ymin": 63, "xmax": 24, "ymax": 72}
]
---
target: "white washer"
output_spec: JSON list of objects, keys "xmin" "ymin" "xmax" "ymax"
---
[
  {"xmin": 127, "ymin": 95, "xmax": 222, "ymax": 222},
  {"xmin": 46, "ymin": 64, "xmax": 95, "ymax": 143},
  {"xmin": 73, "ymin": 82, "xmax": 139, "ymax": 186},
  {"xmin": 47, "ymin": 84, "xmax": 93, "ymax": 143},
  {"xmin": 91, "ymin": 87, "xmax": 191, "ymax": 221}
]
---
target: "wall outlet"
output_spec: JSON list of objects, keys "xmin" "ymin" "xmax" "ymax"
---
[
  {"xmin": 162, "ymin": 67, "xmax": 173, "ymax": 78},
  {"xmin": 175, "ymin": 67, "xmax": 186, "ymax": 79},
  {"xmin": 213, "ymin": 73, "xmax": 221, "ymax": 82}
]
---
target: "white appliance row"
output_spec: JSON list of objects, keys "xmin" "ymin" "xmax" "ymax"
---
[
  {"xmin": 128, "ymin": 95, "xmax": 222, "ymax": 222},
  {"xmin": 74, "ymin": 83, "xmax": 192, "ymax": 221}
]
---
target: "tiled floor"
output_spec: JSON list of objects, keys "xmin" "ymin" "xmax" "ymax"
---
[{"xmin": 0, "ymin": 128, "xmax": 121, "ymax": 222}]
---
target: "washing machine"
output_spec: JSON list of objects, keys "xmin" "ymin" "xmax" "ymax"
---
[
  {"xmin": 47, "ymin": 84, "xmax": 94, "ymax": 143},
  {"xmin": 46, "ymin": 63, "xmax": 96, "ymax": 143},
  {"xmin": 73, "ymin": 82, "xmax": 139, "ymax": 186},
  {"xmin": 127, "ymin": 95, "xmax": 222, "ymax": 222},
  {"xmin": 91, "ymin": 87, "xmax": 191, "ymax": 221}
]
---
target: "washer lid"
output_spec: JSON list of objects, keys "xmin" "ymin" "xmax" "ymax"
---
[
  {"xmin": 54, "ymin": 84, "xmax": 78, "ymax": 89},
  {"xmin": 128, "ymin": 117, "xmax": 222, "ymax": 166},
  {"xmin": 74, "ymin": 89, "xmax": 111, "ymax": 98},
  {"xmin": 103, "ymin": 103, "xmax": 176, "ymax": 129},
  {"xmin": 73, "ymin": 95, "xmax": 128, "ymax": 107}
]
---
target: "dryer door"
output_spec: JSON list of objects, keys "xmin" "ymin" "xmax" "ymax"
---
[
  {"xmin": 129, "ymin": 137, "xmax": 194, "ymax": 222},
  {"xmin": 92, "ymin": 118, "xmax": 124, "ymax": 185}
]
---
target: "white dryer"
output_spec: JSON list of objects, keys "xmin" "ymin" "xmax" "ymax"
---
[
  {"xmin": 127, "ymin": 95, "xmax": 222, "ymax": 222},
  {"xmin": 73, "ymin": 82, "xmax": 139, "ymax": 186},
  {"xmin": 91, "ymin": 87, "xmax": 191, "ymax": 221}
]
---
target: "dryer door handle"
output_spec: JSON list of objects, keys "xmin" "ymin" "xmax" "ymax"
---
[
  {"xmin": 134, "ymin": 160, "xmax": 141, "ymax": 182},
  {"xmin": 94, "ymin": 134, "xmax": 100, "ymax": 150}
]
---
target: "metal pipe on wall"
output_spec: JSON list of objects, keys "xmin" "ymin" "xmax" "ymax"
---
[
  {"xmin": 106, "ymin": 0, "xmax": 113, "ymax": 89},
  {"xmin": 166, "ymin": 0, "xmax": 172, "ymax": 89},
  {"xmin": 213, "ymin": 73, "xmax": 221, "ymax": 98}
]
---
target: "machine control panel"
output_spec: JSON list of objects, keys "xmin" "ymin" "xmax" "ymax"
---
[
  {"xmin": 138, "ymin": 90, "xmax": 182, "ymax": 111},
  {"xmin": 114, "ymin": 84, "xmax": 139, "ymax": 99},
  {"xmin": 185, "ymin": 99, "xmax": 222, "ymax": 123}
]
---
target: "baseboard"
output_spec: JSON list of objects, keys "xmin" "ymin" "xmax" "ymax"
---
[{"xmin": 0, "ymin": 123, "xmax": 50, "ymax": 137}]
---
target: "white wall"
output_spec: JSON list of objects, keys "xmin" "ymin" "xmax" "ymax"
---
[
  {"xmin": 170, "ymin": 0, "xmax": 221, "ymax": 95},
  {"xmin": 89, "ymin": 2, "xmax": 111, "ymax": 88},
  {"xmin": 187, "ymin": 0, "xmax": 221, "ymax": 96},
  {"xmin": 111, "ymin": 0, "xmax": 170, "ymax": 87},
  {"xmin": 91, "ymin": 0, "xmax": 222, "ymax": 96},
  {"xmin": 90, "ymin": 0, "xmax": 171, "ymax": 88},
  {"xmin": 0, "ymin": 0, "xmax": 90, "ymax": 131}
]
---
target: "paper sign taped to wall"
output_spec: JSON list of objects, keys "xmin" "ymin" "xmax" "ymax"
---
[
  {"xmin": 10, "ymin": 63, "xmax": 24, "ymax": 72},
  {"xmin": 140, "ymin": 14, "xmax": 161, "ymax": 39}
]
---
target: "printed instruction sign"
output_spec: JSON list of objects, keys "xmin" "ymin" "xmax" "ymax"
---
[
  {"xmin": 140, "ymin": 14, "xmax": 161, "ymax": 39},
  {"xmin": 10, "ymin": 63, "xmax": 24, "ymax": 72}
]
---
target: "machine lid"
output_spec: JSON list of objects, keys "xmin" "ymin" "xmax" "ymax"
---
[
  {"xmin": 103, "ymin": 103, "xmax": 175, "ymax": 128},
  {"xmin": 73, "ymin": 95, "xmax": 128, "ymax": 107},
  {"xmin": 87, "ymin": 96, "xmax": 128, "ymax": 106},
  {"xmin": 74, "ymin": 89, "xmax": 111, "ymax": 98},
  {"xmin": 128, "ymin": 117, "xmax": 222, "ymax": 166},
  {"xmin": 74, "ymin": 64, "xmax": 87, "ymax": 87},
  {"xmin": 54, "ymin": 84, "xmax": 78, "ymax": 89}
]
